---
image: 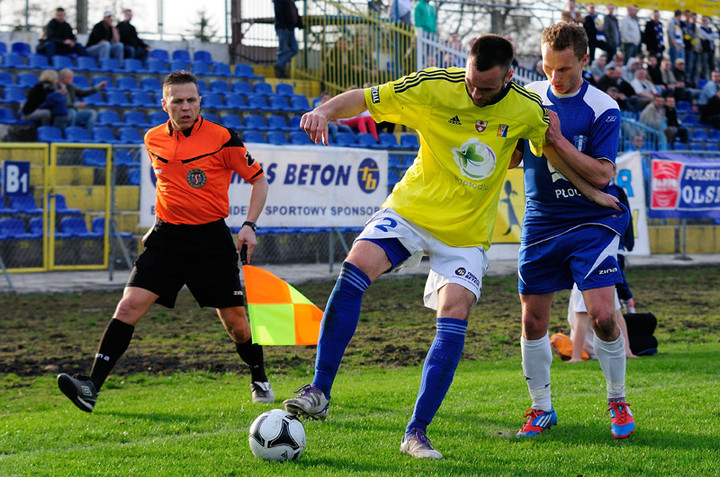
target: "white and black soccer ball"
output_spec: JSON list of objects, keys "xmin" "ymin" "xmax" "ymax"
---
[{"xmin": 248, "ymin": 409, "xmax": 306, "ymax": 462}]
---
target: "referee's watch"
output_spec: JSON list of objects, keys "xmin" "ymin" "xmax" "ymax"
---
[{"xmin": 242, "ymin": 221, "xmax": 257, "ymax": 232}]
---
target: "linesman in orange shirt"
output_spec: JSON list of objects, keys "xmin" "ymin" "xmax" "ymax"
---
[{"xmin": 57, "ymin": 71, "xmax": 272, "ymax": 412}]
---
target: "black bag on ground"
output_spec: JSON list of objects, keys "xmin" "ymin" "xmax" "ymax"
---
[{"xmin": 624, "ymin": 312, "xmax": 658, "ymax": 356}]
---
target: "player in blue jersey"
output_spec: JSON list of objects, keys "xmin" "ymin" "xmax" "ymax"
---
[
  {"xmin": 282, "ymin": 35, "xmax": 553, "ymax": 459},
  {"xmin": 514, "ymin": 22, "xmax": 635, "ymax": 439}
]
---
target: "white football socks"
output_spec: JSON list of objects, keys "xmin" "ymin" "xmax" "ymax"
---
[
  {"xmin": 521, "ymin": 333, "xmax": 553, "ymax": 411},
  {"xmin": 594, "ymin": 331, "xmax": 627, "ymax": 400}
]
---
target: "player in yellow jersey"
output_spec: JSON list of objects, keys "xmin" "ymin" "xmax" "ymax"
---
[{"xmin": 283, "ymin": 35, "xmax": 550, "ymax": 459}]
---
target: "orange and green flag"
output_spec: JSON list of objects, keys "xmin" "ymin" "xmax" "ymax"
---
[{"xmin": 241, "ymin": 258, "xmax": 324, "ymax": 346}]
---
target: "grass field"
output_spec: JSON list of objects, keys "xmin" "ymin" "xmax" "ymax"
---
[{"xmin": 2, "ymin": 265, "xmax": 720, "ymax": 476}]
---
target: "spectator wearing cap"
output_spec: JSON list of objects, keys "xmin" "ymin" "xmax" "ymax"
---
[
  {"xmin": 117, "ymin": 9, "xmax": 150, "ymax": 62},
  {"xmin": 86, "ymin": 10, "xmax": 124, "ymax": 64}
]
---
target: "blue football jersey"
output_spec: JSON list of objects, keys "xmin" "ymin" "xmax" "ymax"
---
[{"xmin": 521, "ymin": 79, "xmax": 628, "ymax": 245}]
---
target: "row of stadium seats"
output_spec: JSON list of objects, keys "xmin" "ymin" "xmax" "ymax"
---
[
  {"xmin": 36, "ymin": 126, "xmax": 144, "ymax": 144},
  {"xmin": 0, "ymin": 215, "xmax": 132, "ymax": 240},
  {"xmin": 0, "ymin": 193, "xmax": 79, "ymax": 216},
  {"xmin": 1, "ymin": 41, "xmax": 215, "ymax": 63}
]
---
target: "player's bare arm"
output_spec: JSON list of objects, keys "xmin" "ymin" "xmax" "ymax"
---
[
  {"xmin": 545, "ymin": 110, "xmax": 614, "ymax": 188},
  {"xmin": 237, "ymin": 174, "xmax": 269, "ymax": 260},
  {"xmin": 300, "ymin": 89, "xmax": 368, "ymax": 145}
]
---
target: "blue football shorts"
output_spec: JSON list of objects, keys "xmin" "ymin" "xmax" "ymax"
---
[{"xmin": 518, "ymin": 225, "xmax": 621, "ymax": 295}]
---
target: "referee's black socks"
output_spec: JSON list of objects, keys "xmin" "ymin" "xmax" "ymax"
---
[
  {"xmin": 235, "ymin": 339, "xmax": 268, "ymax": 382},
  {"xmin": 89, "ymin": 318, "xmax": 135, "ymax": 390}
]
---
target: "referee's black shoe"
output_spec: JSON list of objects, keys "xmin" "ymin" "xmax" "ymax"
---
[{"xmin": 57, "ymin": 373, "xmax": 98, "ymax": 412}]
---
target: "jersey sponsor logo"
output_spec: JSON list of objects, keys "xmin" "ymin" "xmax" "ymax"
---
[
  {"xmin": 454, "ymin": 267, "xmax": 480, "ymax": 286},
  {"xmin": 448, "ymin": 115, "xmax": 462, "ymax": 125},
  {"xmin": 597, "ymin": 267, "xmax": 619, "ymax": 275},
  {"xmin": 357, "ymin": 158, "xmax": 380, "ymax": 194},
  {"xmin": 371, "ymin": 86, "xmax": 380, "ymax": 104},
  {"xmin": 475, "ymin": 120, "xmax": 487, "ymax": 132},
  {"xmin": 573, "ymin": 135, "xmax": 588, "ymax": 152},
  {"xmin": 497, "ymin": 124, "xmax": 508, "ymax": 137},
  {"xmin": 187, "ymin": 168, "xmax": 207, "ymax": 188},
  {"xmin": 452, "ymin": 138, "xmax": 497, "ymax": 181},
  {"xmin": 605, "ymin": 115, "xmax": 617, "ymax": 122}
]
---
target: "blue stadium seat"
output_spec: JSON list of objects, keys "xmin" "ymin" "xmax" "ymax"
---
[
  {"xmin": 144, "ymin": 58, "xmax": 168, "ymax": 74},
  {"xmin": 224, "ymin": 93, "xmax": 246, "ymax": 109},
  {"xmin": 117, "ymin": 76, "xmax": 141, "ymax": 92},
  {"xmin": 82, "ymin": 148, "xmax": 106, "ymax": 166},
  {"xmin": 169, "ymin": 59, "xmax": 188, "ymax": 71},
  {"xmin": 118, "ymin": 128, "xmax": 143, "ymax": 144},
  {"xmin": 221, "ymin": 113, "xmax": 244, "ymax": 130},
  {"xmin": 36, "ymin": 125, "xmax": 63, "ymax": 142},
  {"xmin": 190, "ymin": 61, "xmax": 211, "ymax": 75},
  {"xmin": 276, "ymin": 83, "xmax": 295, "ymax": 96},
  {"xmin": 127, "ymin": 168, "xmax": 141, "ymax": 185},
  {"xmin": 689, "ymin": 142, "xmax": 705, "ymax": 151},
  {"xmin": 99, "ymin": 58, "xmax": 122, "ymax": 72},
  {"xmin": 92, "ymin": 75, "xmax": 113, "ymax": 89},
  {"xmin": 11, "ymin": 41, "xmax": 32, "ymax": 57},
  {"xmin": 202, "ymin": 112, "xmax": 219, "ymax": 123},
  {"xmin": 0, "ymin": 86, "xmax": 26, "ymax": 105},
  {"xmin": 0, "ymin": 72, "xmax": 14, "ymax": 87},
  {"xmin": 2, "ymin": 53, "xmax": 25, "ymax": 68},
  {"xmin": 140, "ymin": 77, "xmax": 162, "ymax": 92},
  {"xmin": 231, "ymin": 81, "xmax": 252, "ymax": 95},
  {"xmin": 123, "ymin": 110, "xmax": 150, "ymax": 128},
  {"xmin": 92, "ymin": 127, "xmax": 122, "ymax": 144},
  {"xmin": 253, "ymin": 81, "xmax": 274, "ymax": 96},
  {"xmin": 289, "ymin": 131, "xmax": 314, "ymax": 145},
  {"xmin": 212, "ymin": 62, "xmax": 232, "ymax": 77},
  {"xmin": 97, "ymin": 110, "xmax": 123, "ymax": 127},
  {"xmin": 676, "ymin": 100, "xmax": 691, "ymax": 113},
  {"xmin": 17, "ymin": 72, "xmax": 38, "ymax": 88},
  {"xmin": 193, "ymin": 50, "xmax": 213, "ymax": 63},
  {"xmin": 21, "ymin": 54, "xmax": 49, "ymax": 70},
  {"xmin": 105, "ymin": 90, "xmax": 132, "ymax": 107},
  {"xmin": 52, "ymin": 55, "xmax": 74, "ymax": 69},
  {"xmin": 202, "ymin": 93, "xmax": 226, "ymax": 110},
  {"xmin": 197, "ymin": 79, "xmax": 207, "ymax": 94},
  {"xmin": 9, "ymin": 194, "xmax": 42, "ymax": 215},
  {"xmin": 72, "ymin": 74, "xmax": 90, "ymax": 88},
  {"xmin": 243, "ymin": 130, "xmax": 265, "ymax": 143},
  {"xmin": 288, "ymin": 115, "xmax": 302, "ymax": 129},
  {"xmin": 76, "ymin": 56, "xmax": 99, "ymax": 71},
  {"xmin": 0, "ymin": 42, "xmax": 7, "ymax": 55},
  {"xmin": 355, "ymin": 133, "xmax": 377, "ymax": 148},
  {"xmin": 683, "ymin": 114, "xmax": 699, "ymax": 126},
  {"xmin": 148, "ymin": 111, "xmax": 168, "ymax": 125},
  {"xmin": 129, "ymin": 91, "xmax": 153, "ymax": 107},
  {"xmin": 709, "ymin": 129, "xmax": 720, "ymax": 141},
  {"xmin": 399, "ymin": 133, "xmax": 420, "ymax": 149},
  {"xmin": 28, "ymin": 217, "xmax": 44, "ymax": 238},
  {"xmin": 114, "ymin": 149, "xmax": 140, "ymax": 166},
  {"xmin": 246, "ymin": 94, "xmax": 269, "ymax": 111},
  {"xmin": 172, "ymin": 49, "xmax": 191, "ymax": 62},
  {"xmin": 0, "ymin": 217, "xmax": 34, "ymax": 239},
  {"xmin": 82, "ymin": 92, "xmax": 104, "ymax": 106},
  {"xmin": 209, "ymin": 80, "xmax": 230, "ymax": 94},
  {"xmin": 64, "ymin": 126, "xmax": 92, "ymax": 142},
  {"xmin": 289, "ymin": 94, "xmax": 310, "ymax": 112},
  {"xmin": 267, "ymin": 131, "xmax": 288, "ymax": 145},
  {"xmin": 332, "ymin": 132, "xmax": 356, "ymax": 147},
  {"xmin": 0, "ymin": 107, "xmax": 30, "ymax": 125},
  {"xmin": 149, "ymin": 49, "xmax": 170, "ymax": 62},
  {"xmin": 268, "ymin": 95, "xmax": 291, "ymax": 112},
  {"xmin": 692, "ymin": 128, "xmax": 709, "ymax": 141},
  {"xmin": 60, "ymin": 217, "xmax": 102, "ymax": 238},
  {"xmin": 54, "ymin": 194, "xmax": 81, "ymax": 215},
  {"xmin": 374, "ymin": 132, "xmax": 401, "ymax": 149},
  {"xmin": 122, "ymin": 58, "xmax": 145, "ymax": 73},
  {"xmin": 91, "ymin": 216, "xmax": 133, "ymax": 238},
  {"xmin": 705, "ymin": 143, "xmax": 720, "ymax": 152},
  {"xmin": 244, "ymin": 114, "xmax": 267, "ymax": 131},
  {"xmin": 234, "ymin": 64, "xmax": 263, "ymax": 80},
  {"xmin": 267, "ymin": 114, "xmax": 291, "ymax": 131}
]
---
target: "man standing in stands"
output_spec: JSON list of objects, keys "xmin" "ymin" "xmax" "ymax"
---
[
  {"xmin": 36, "ymin": 7, "xmax": 87, "ymax": 58},
  {"xmin": 117, "ymin": 9, "xmax": 151, "ymax": 62},
  {"xmin": 273, "ymin": 0, "xmax": 302, "ymax": 79},
  {"xmin": 56, "ymin": 71, "xmax": 274, "ymax": 413}
]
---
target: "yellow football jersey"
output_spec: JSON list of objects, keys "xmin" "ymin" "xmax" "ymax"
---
[{"xmin": 364, "ymin": 67, "xmax": 548, "ymax": 248}]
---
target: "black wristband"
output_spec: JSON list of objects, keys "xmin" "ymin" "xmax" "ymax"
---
[{"xmin": 242, "ymin": 221, "xmax": 257, "ymax": 232}]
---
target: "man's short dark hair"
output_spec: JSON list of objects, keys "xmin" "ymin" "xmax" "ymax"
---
[
  {"xmin": 541, "ymin": 22, "xmax": 588, "ymax": 61},
  {"xmin": 469, "ymin": 35, "xmax": 514, "ymax": 73},
  {"xmin": 56, "ymin": 7, "xmax": 65, "ymax": 13},
  {"xmin": 163, "ymin": 70, "xmax": 199, "ymax": 92}
]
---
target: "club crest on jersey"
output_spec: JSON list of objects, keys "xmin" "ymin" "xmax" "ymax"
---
[
  {"xmin": 187, "ymin": 168, "xmax": 207, "ymax": 188},
  {"xmin": 475, "ymin": 120, "xmax": 488, "ymax": 133},
  {"xmin": 451, "ymin": 138, "xmax": 497, "ymax": 181},
  {"xmin": 573, "ymin": 135, "xmax": 588, "ymax": 152}
]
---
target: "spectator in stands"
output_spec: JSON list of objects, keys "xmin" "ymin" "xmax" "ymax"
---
[
  {"xmin": 639, "ymin": 94, "xmax": 676, "ymax": 146},
  {"xmin": 564, "ymin": 0, "xmax": 583, "ymax": 24},
  {"xmin": 620, "ymin": 4, "xmax": 642, "ymax": 62},
  {"xmin": 604, "ymin": 3, "xmax": 620, "ymax": 61},
  {"xmin": 630, "ymin": 133, "xmax": 644, "ymax": 150},
  {"xmin": 622, "ymin": 56, "xmax": 641, "ymax": 83},
  {"xmin": 21, "ymin": 69, "xmax": 68, "ymax": 127},
  {"xmin": 36, "ymin": 7, "xmax": 87, "ymax": 58},
  {"xmin": 273, "ymin": 0, "xmax": 303, "ymax": 79},
  {"xmin": 698, "ymin": 70, "xmax": 720, "ymax": 113},
  {"xmin": 681, "ymin": 10, "xmax": 699, "ymax": 85},
  {"xmin": 701, "ymin": 88, "xmax": 720, "ymax": 128},
  {"xmin": 663, "ymin": 95, "xmax": 689, "ymax": 145},
  {"xmin": 58, "ymin": 68, "xmax": 107, "ymax": 130},
  {"xmin": 667, "ymin": 9, "xmax": 685, "ymax": 65},
  {"xmin": 583, "ymin": 3, "xmax": 612, "ymax": 62},
  {"xmin": 319, "ymin": 91, "xmax": 354, "ymax": 141},
  {"xmin": 642, "ymin": 9, "xmax": 665, "ymax": 60},
  {"xmin": 597, "ymin": 64, "xmax": 639, "ymax": 111},
  {"xmin": 672, "ymin": 57, "xmax": 699, "ymax": 97},
  {"xmin": 117, "ymin": 9, "xmax": 150, "ymax": 62},
  {"xmin": 414, "ymin": 0, "xmax": 436, "ymax": 35},
  {"xmin": 697, "ymin": 16, "xmax": 718, "ymax": 81},
  {"xmin": 388, "ymin": 0, "xmax": 413, "ymax": 26},
  {"xmin": 631, "ymin": 68, "xmax": 659, "ymax": 108},
  {"xmin": 605, "ymin": 86, "xmax": 629, "ymax": 111},
  {"xmin": 86, "ymin": 11, "xmax": 124, "ymax": 65},
  {"xmin": 646, "ymin": 55, "xmax": 664, "ymax": 91},
  {"xmin": 589, "ymin": 54, "xmax": 608, "ymax": 83}
]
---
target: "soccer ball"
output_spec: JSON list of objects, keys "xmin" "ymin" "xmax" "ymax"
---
[{"xmin": 248, "ymin": 409, "xmax": 306, "ymax": 461}]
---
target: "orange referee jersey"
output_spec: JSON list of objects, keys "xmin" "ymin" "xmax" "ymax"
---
[{"xmin": 145, "ymin": 115, "xmax": 264, "ymax": 225}]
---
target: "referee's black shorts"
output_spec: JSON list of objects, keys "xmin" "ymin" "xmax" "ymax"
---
[{"xmin": 128, "ymin": 219, "xmax": 245, "ymax": 309}]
